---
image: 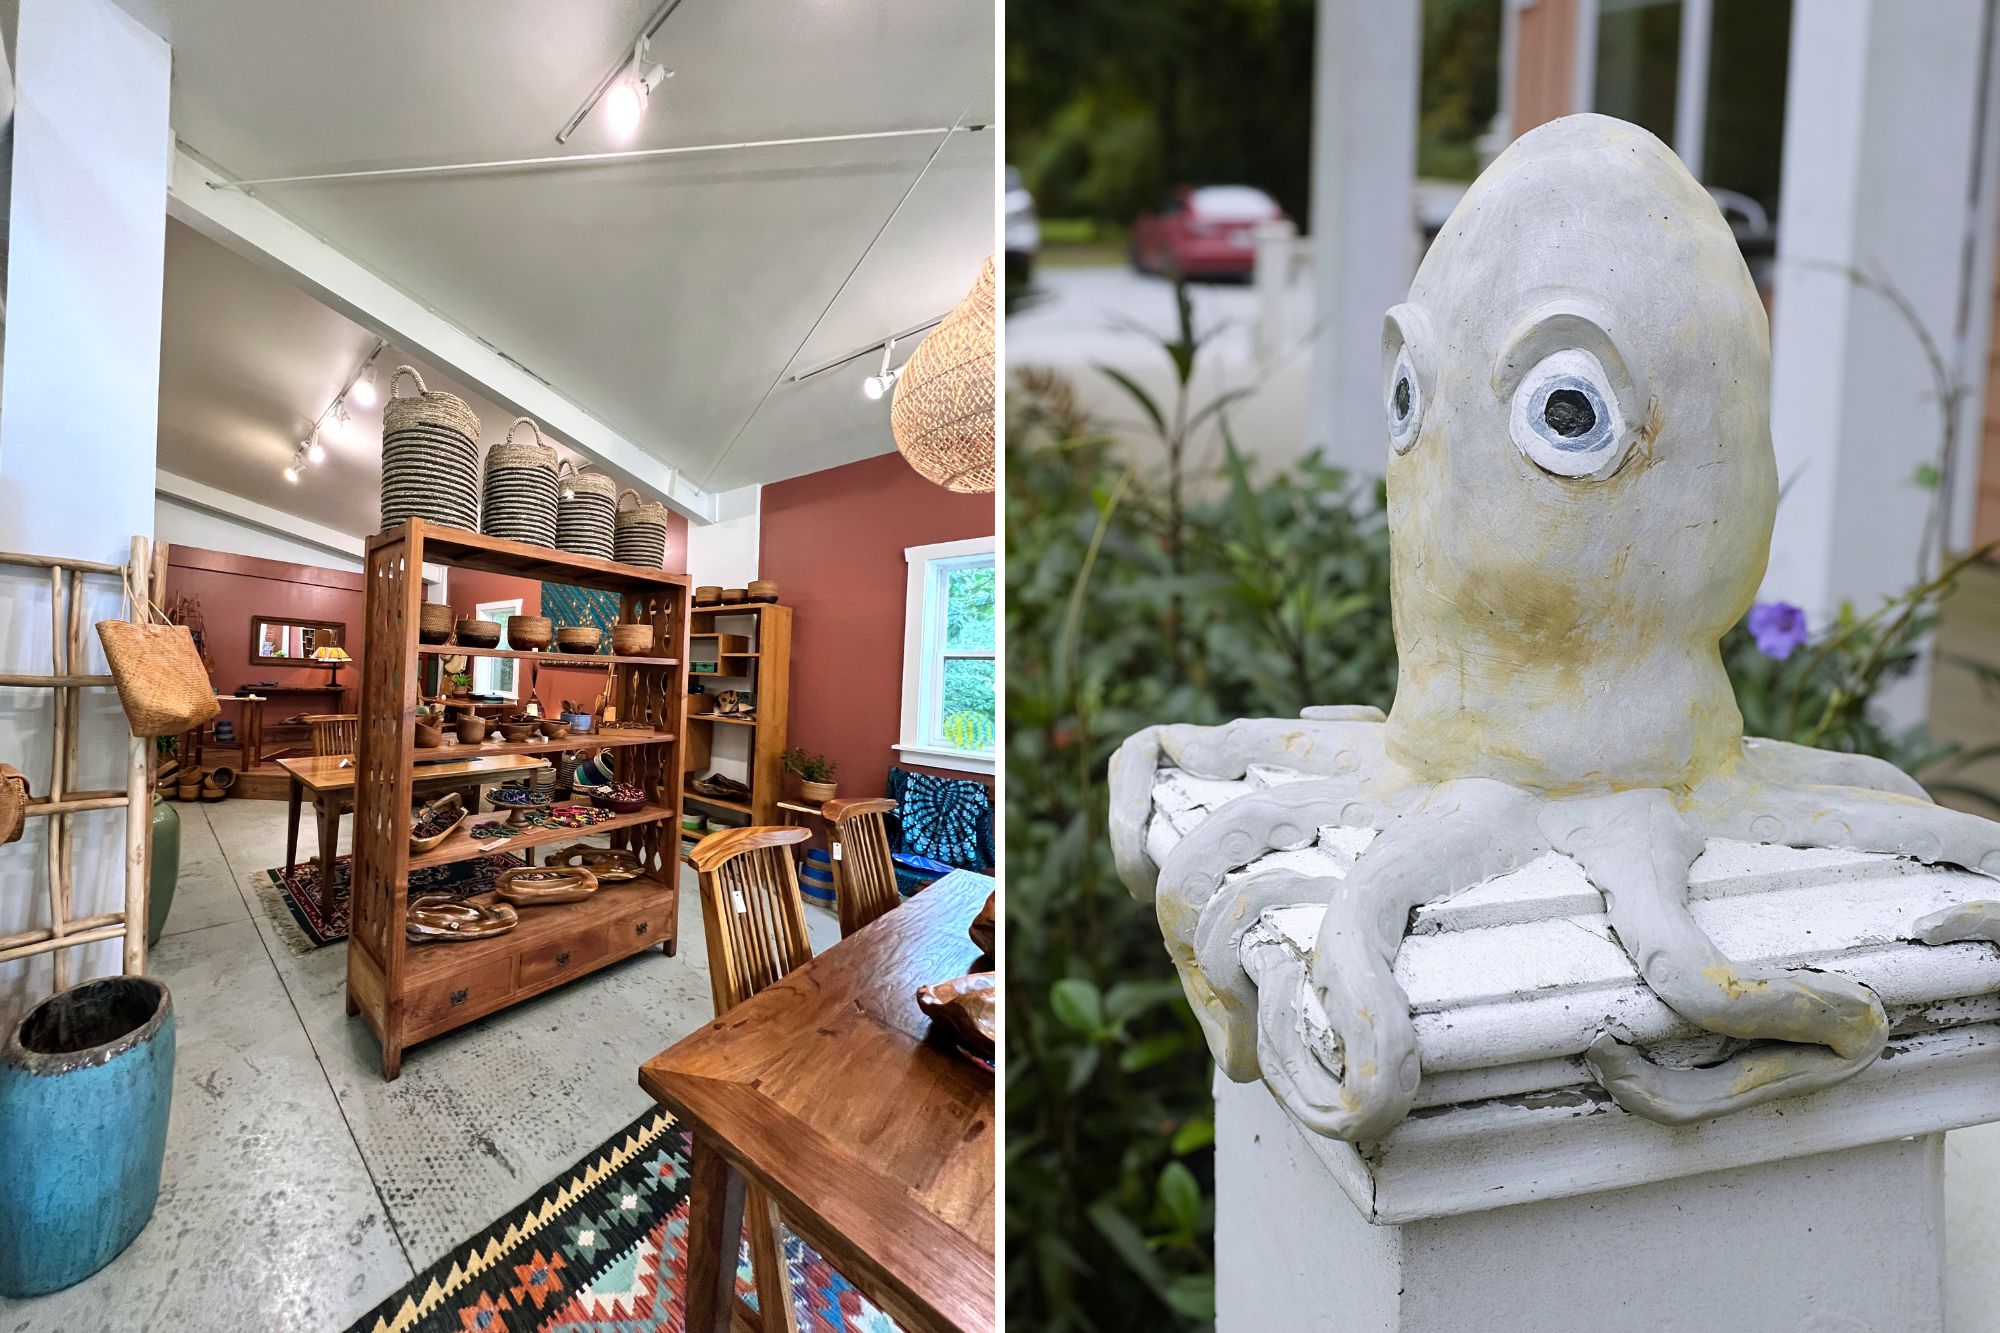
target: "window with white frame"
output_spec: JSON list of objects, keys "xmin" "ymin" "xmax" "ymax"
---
[
  {"xmin": 473, "ymin": 598, "xmax": 523, "ymax": 698},
  {"xmin": 897, "ymin": 538, "xmax": 996, "ymax": 774}
]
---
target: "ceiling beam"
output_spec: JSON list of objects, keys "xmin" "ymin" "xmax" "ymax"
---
[
  {"xmin": 166, "ymin": 146, "xmax": 718, "ymax": 525},
  {"xmin": 155, "ymin": 470, "xmax": 453, "ymax": 584}
]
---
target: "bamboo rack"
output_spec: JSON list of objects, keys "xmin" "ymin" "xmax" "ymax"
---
[{"xmin": 0, "ymin": 536, "xmax": 156, "ymax": 988}]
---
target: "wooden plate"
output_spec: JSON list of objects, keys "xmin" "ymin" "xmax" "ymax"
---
[
  {"xmin": 406, "ymin": 895, "xmax": 518, "ymax": 943},
  {"xmin": 547, "ymin": 844, "xmax": 646, "ymax": 882},
  {"xmin": 495, "ymin": 865, "xmax": 599, "ymax": 906}
]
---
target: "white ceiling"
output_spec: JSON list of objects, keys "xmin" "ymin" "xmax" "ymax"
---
[
  {"xmin": 160, "ymin": 219, "xmax": 557, "ymax": 537},
  {"xmin": 125, "ymin": 0, "xmax": 995, "ymax": 513}
]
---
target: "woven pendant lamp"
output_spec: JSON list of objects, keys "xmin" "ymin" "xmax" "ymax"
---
[{"xmin": 890, "ymin": 255, "xmax": 995, "ymax": 493}]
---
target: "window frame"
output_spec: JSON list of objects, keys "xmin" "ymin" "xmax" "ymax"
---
[
  {"xmin": 896, "ymin": 537, "xmax": 996, "ymax": 775},
  {"xmin": 472, "ymin": 597, "xmax": 524, "ymax": 699}
]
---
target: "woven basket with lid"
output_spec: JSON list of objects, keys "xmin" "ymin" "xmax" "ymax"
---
[
  {"xmin": 557, "ymin": 465, "xmax": 618, "ymax": 560},
  {"xmin": 613, "ymin": 489, "xmax": 671, "ymax": 570},
  {"xmin": 481, "ymin": 417, "xmax": 559, "ymax": 548},
  {"xmin": 380, "ymin": 366, "xmax": 482, "ymax": 531}
]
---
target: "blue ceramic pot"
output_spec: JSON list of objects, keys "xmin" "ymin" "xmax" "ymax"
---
[{"xmin": 0, "ymin": 975, "xmax": 175, "ymax": 1296}]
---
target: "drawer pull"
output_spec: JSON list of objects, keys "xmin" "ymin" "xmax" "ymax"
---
[
  {"xmin": 635, "ymin": 922, "xmax": 650, "ymax": 937},
  {"xmin": 450, "ymin": 987, "xmax": 468, "ymax": 1007},
  {"xmin": 556, "ymin": 951, "xmax": 571, "ymax": 967}
]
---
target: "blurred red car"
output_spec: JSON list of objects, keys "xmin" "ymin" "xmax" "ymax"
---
[{"xmin": 1130, "ymin": 185, "xmax": 1288, "ymax": 279}]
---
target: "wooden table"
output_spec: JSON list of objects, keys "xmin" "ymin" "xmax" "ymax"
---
[
  {"xmin": 277, "ymin": 753, "xmax": 549, "ymax": 918},
  {"xmin": 640, "ymin": 868, "xmax": 996, "ymax": 1333}
]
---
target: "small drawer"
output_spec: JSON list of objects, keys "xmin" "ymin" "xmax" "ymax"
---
[
  {"xmin": 519, "ymin": 931, "xmax": 609, "ymax": 987},
  {"xmin": 607, "ymin": 900, "xmax": 675, "ymax": 953},
  {"xmin": 407, "ymin": 958, "xmax": 514, "ymax": 1030}
]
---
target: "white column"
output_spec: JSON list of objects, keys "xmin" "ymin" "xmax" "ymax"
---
[
  {"xmin": 0, "ymin": 0, "xmax": 171, "ymax": 1018},
  {"xmin": 1305, "ymin": 0, "xmax": 1420, "ymax": 478},
  {"xmin": 1766, "ymin": 1, "xmax": 2000, "ymax": 650}
]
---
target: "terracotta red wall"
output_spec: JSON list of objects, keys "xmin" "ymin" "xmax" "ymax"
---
[
  {"xmin": 162, "ymin": 546, "xmax": 367, "ymax": 706},
  {"xmin": 443, "ymin": 514, "xmax": 688, "ymax": 714},
  {"xmin": 759, "ymin": 452, "xmax": 995, "ymax": 800}
]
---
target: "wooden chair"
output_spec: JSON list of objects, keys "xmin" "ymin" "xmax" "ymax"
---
[
  {"xmin": 823, "ymin": 797, "xmax": 900, "ymax": 938},
  {"xmin": 302, "ymin": 713, "xmax": 359, "ymax": 758},
  {"xmin": 688, "ymin": 825, "xmax": 814, "ymax": 1332}
]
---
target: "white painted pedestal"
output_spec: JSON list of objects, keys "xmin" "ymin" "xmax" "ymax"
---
[{"xmin": 1218, "ymin": 1075, "xmax": 1952, "ymax": 1332}]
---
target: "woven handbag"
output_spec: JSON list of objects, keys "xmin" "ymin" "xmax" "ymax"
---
[
  {"xmin": 0, "ymin": 764, "xmax": 27, "ymax": 846},
  {"xmin": 380, "ymin": 366, "xmax": 482, "ymax": 532},
  {"xmin": 481, "ymin": 418, "xmax": 559, "ymax": 547},
  {"xmin": 613, "ymin": 489, "xmax": 670, "ymax": 570},
  {"xmin": 557, "ymin": 465, "xmax": 618, "ymax": 560},
  {"xmin": 96, "ymin": 574, "xmax": 221, "ymax": 739}
]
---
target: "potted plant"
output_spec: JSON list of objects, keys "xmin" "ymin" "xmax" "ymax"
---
[
  {"xmin": 782, "ymin": 747, "xmax": 838, "ymax": 802},
  {"xmin": 448, "ymin": 671, "xmax": 472, "ymax": 698}
]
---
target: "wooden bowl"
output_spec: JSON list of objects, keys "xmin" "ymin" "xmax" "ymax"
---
[
  {"xmin": 720, "ymin": 587, "xmax": 747, "ymax": 604},
  {"xmin": 556, "ymin": 626, "xmax": 602, "ymax": 655},
  {"xmin": 406, "ymin": 895, "xmax": 517, "ymax": 943},
  {"xmin": 549, "ymin": 844, "xmax": 645, "ymax": 882},
  {"xmin": 497, "ymin": 721, "xmax": 538, "ymax": 743},
  {"xmin": 610, "ymin": 623, "xmax": 654, "ymax": 656},
  {"xmin": 414, "ymin": 721, "xmax": 445, "ymax": 749},
  {"xmin": 419, "ymin": 604, "xmax": 455, "ymax": 645},
  {"xmin": 455, "ymin": 618, "xmax": 501, "ymax": 648},
  {"xmin": 408, "ymin": 794, "xmax": 466, "ymax": 854},
  {"xmin": 494, "ymin": 865, "xmax": 599, "ymax": 906},
  {"xmin": 694, "ymin": 585, "xmax": 722, "ymax": 606},
  {"xmin": 454, "ymin": 716, "xmax": 489, "ymax": 743},
  {"xmin": 506, "ymin": 614, "xmax": 552, "ymax": 651},
  {"xmin": 537, "ymin": 718, "xmax": 571, "ymax": 740},
  {"xmin": 590, "ymin": 786, "xmax": 650, "ymax": 815},
  {"xmin": 748, "ymin": 579, "xmax": 779, "ymax": 603}
]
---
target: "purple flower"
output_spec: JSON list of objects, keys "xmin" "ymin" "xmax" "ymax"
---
[{"xmin": 1747, "ymin": 601, "xmax": 1809, "ymax": 660}]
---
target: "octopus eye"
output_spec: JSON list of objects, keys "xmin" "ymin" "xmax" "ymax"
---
[
  {"xmin": 1509, "ymin": 349, "xmax": 1627, "ymax": 478},
  {"xmin": 1386, "ymin": 345, "xmax": 1423, "ymax": 454}
]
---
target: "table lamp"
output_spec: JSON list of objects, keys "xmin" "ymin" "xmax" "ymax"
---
[{"xmin": 312, "ymin": 644, "xmax": 352, "ymax": 685}]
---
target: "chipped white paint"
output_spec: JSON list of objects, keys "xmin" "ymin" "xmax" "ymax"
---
[{"xmin": 1109, "ymin": 116, "xmax": 2000, "ymax": 1149}]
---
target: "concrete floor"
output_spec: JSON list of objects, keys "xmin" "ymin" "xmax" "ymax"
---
[{"xmin": 0, "ymin": 798, "xmax": 839, "ymax": 1332}]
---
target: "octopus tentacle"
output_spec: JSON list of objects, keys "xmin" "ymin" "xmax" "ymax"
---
[
  {"xmin": 1740, "ymin": 737, "xmax": 1929, "ymax": 800},
  {"xmin": 1262, "ymin": 780, "xmax": 1548, "ymax": 1141},
  {"xmin": 1912, "ymin": 901, "xmax": 2000, "ymax": 946},
  {"xmin": 1109, "ymin": 717, "xmax": 1388, "ymax": 899},
  {"xmin": 1691, "ymin": 774, "xmax": 2000, "ymax": 879},
  {"xmin": 1542, "ymin": 789, "xmax": 1889, "ymax": 1125},
  {"xmin": 1187, "ymin": 869, "xmax": 1327, "ymax": 1081}
]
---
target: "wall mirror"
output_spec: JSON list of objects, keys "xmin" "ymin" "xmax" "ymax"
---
[{"xmin": 250, "ymin": 616, "xmax": 345, "ymax": 666}]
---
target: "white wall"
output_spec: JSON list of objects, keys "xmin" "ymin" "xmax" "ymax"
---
[
  {"xmin": 0, "ymin": 0, "xmax": 170, "ymax": 1020},
  {"xmin": 155, "ymin": 495, "xmax": 363, "ymax": 572},
  {"xmin": 685, "ymin": 484, "xmax": 761, "ymax": 589}
]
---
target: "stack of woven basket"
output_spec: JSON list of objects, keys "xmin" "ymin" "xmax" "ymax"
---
[
  {"xmin": 614, "ymin": 490, "xmax": 670, "ymax": 570},
  {"xmin": 481, "ymin": 419, "xmax": 559, "ymax": 547},
  {"xmin": 380, "ymin": 367, "xmax": 481, "ymax": 531},
  {"xmin": 557, "ymin": 465, "xmax": 618, "ymax": 559}
]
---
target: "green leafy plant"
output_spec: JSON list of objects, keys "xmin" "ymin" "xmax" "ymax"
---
[
  {"xmin": 449, "ymin": 671, "xmax": 472, "ymax": 693},
  {"xmin": 780, "ymin": 747, "xmax": 837, "ymax": 783}
]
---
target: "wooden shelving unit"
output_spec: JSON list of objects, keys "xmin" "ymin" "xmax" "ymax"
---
[
  {"xmin": 682, "ymin": 602, "xmax": 791, "ymax": 845},
  {"xmin": 347, "ymin": 520, "xmax": 690, "ymax": 1080}
]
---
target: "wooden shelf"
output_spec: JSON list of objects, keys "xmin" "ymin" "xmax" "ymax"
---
[
  {"xmin": 683, "ymin": 786, "xmax": 751, "ymax": 814},
  {"xmin": 418, "ymin": 645, "xmax": 678, "ymax": 667},
  {"xmin": 414, "ymin": 731, "xmax": 675, "ymax": 761},
  {"xmin": 410, "ymin": 802, "xmax": 676, "ymax": 869},
  {"xmin": 402, "ymin": 876, "xmax": 673, "ymax": 986},
  {"xmin": 413, "ymin": 525, "xmax": 687, "ymax": 591},
  {"xmin": 687, "ymin": 714, "xmax": 756, "ymax": 726},
  {"xmin": 690, "ymin": 603, "xmax": 784, "ymax": 614}
]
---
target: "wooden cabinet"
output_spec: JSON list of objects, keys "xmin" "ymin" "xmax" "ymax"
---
[
  {"xmin": 344, "ymin": 520, "xmax": 691, "ymax": 1079},
  {"xmin": 683, "ymin": 603, "xmax": 792, "ymax": 846}
]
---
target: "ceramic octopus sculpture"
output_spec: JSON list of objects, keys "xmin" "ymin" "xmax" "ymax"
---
[{"xmin": 1110, "ymin": 113, "xmax": 2000, "ymax": 1141}]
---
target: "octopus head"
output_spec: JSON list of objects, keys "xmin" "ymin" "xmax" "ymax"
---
[{"xmin": 1382, "ymin": 113, "xmax": 1778, "ymax": 791}]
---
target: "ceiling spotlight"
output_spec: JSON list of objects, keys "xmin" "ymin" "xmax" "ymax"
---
[
  {"xmin": 306, "ymin": 436, "xmax": 326, "ymax": 465},
  {"xmin": 862, "ymin": 338, "xmax": 902, "ymax": 401},
  {"xmin": 283, "ymin": 465, "xmax": 301, "ymax": 484},
  {"xmin": 602, "ymin": 38, "xmax": 671, "ymax": 141},
  {"xmin": 349, "ymin": 363, "xmax": 379, "ymax": 408}
]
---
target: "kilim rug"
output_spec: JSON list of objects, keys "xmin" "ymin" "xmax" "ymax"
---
[
  {"xmin": 341, "ymin": 1108, "xmax": 897, "ymax": 1333},
  {"xmin": 251, "ymin": 852, "xmax": 525, "ymax": 953}
]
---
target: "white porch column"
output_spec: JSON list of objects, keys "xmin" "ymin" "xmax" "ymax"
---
[
  {"xmin": 1305, "ymin": 0, "xmax": 1420, "ymax": 478},
  {"xmin": 0, "ymin": 0, "xmax": 171, "ymax": 1018},
  {"xmin": 1766, "ymin": 1, "xmax": 2000, "ymax": 640}
]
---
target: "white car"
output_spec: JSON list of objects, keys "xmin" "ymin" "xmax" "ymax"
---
[{"xmin": 1005, "ymin": 165, "xmax": 1039, "ymax": 282}]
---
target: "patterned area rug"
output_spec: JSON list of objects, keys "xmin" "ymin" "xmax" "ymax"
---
[
  {"xmin": 342, "ymin": 1108, "xmax": 895, "ymax": 1333},
  {"xmin": 252, "ymin": 853, "xmax": 524, "ymax": 953}
]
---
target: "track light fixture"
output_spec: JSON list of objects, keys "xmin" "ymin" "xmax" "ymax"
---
[
  {"xmin": 601, "ymin": 37, "xmax": 672, "ymax": 142},
  {"xmin": 285, "ymin": 340, "xmax": 388, "ymax": 483},
  {"xmin": 283, "ymin": 464, "xmax": 301, "ymax": 485},
  {"xmin": 348, "ymin": 360, "xmax": 379, "ymax": 408},
  {"xmin": 862, "ymin": 338, "xmax": 903, "ymax": 401}
]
